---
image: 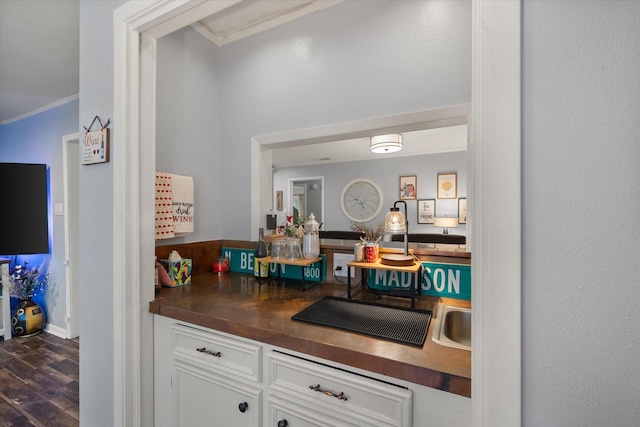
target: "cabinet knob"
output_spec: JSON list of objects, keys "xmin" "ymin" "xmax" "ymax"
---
[
  {"xmin": 238, "ymin": 402, "xmax": 249, "ymax": 413},
  {"xmin": 277, "ymin": 420, "xmax": 288, "ymax": 427}
]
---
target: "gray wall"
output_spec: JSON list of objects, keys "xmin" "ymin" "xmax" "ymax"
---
[
  {"xmin": 78, "ymin": 1, "xmax": 126, "ymax": 426},
  {"xmin": 156, "ymin": 26, "xmax": 222, "ymax": 246},
  {"xmin": 155, "ymin": 0, "xmax": 471, "ymax": 241},
  {"xmin": 217, "ymin": 0, "xmax": 471, "ymax": 239},
  {"xmin": 522, "ymin": 1, "xmax": 640, "ymax": 425}
]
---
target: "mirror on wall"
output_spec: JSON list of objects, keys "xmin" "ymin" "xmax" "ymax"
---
[
  {"xmin": 270, "ymin": 123, "xmax": 467, "ymax": 232},
  {"xmin": 253, "ymin": 104, "xmax": 470, "ymax": 238}
]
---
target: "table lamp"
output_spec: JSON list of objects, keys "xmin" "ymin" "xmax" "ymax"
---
[
  {"xmin": 380, "ymin": 201, "xmax": 414, "ymax": 266},
  {"xmin": 433, "ymin": 217, "xmax": 459, "ymax": 235}
]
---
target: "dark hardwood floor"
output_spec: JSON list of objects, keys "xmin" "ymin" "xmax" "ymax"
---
[{"xmin": 0, "ymin": 333, "xmax": 79, "ymax": 427}]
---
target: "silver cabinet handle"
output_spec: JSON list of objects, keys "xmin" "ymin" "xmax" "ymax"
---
[
  {"xmin": 196, "ymin": 347, "xmax": 221, "ymax": 357},
  {"xmin": 309, "ymin": 384, "xmax": 348, "ymax": 401}
]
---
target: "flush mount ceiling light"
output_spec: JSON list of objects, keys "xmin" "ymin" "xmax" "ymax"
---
[{"xmin": 370, "ymin": 133, "xmax": 403, "ymax": 154}]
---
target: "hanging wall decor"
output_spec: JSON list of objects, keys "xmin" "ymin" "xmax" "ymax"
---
[
  {"xmin": 417, "ymin": 199, "xmax": 436, "ymax": 224},
  {"xmin": 399, "ymin": 175, "xmax": 417, "ymax": 200},
  {"xmin": 437, "ymin": 173, "xmax": 457, "ymax": 199},
  {"xmin": 82, "ymin": 116, "xmax": 110, "ymax": 165}
]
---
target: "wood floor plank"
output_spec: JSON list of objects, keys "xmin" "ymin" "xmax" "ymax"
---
[{"xmin": 0, "ymin": 333, "xmax": 78, "ymax": 427}]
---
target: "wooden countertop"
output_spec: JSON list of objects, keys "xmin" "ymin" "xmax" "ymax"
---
[{"xmin": 149, "ymin": 272, "xmax": 471, "ymax": 397}]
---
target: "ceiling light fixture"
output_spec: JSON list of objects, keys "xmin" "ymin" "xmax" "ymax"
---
[{"xmin": 370, "ymin": 134, "xmax": 402, "ymax": 154}]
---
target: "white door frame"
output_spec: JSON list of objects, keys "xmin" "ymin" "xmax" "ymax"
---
[
  {"xmin": 62, "ymin": 132, "xmax": 80, "ymax": 339},
  {"xmin": 112, "ymin": 1, "xmax": 521, "ymax": 426}
]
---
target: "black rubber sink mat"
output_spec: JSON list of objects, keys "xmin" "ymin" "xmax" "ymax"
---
[{"xmin": 292, "ymin": 296, "xmax": 431, "ymax": 347}]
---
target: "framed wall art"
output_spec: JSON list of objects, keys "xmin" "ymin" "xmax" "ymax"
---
[
  {"xmin": 458, "ymin": 197, "xmax": 467, "ymax": 224},
  {"xmin": 437, "ymin": 173, "xmax": 457, "ymax": 199},
  {"xmin": 399, "ymin": 175, "xmax": 417, "ymax": 200},
  {"xmin": 417, "ymin": 199, "xmax": 436, "ymax": 224}
]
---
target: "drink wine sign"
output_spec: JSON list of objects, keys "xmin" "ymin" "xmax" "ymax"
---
[{"xmin": 82, "ymin": 116, "xmax": 110, "ymax": 165}]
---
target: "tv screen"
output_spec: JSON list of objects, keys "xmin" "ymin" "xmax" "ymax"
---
[{"xmin": 0, "ymin": 163, "xmax": 50, "ymax": 254}]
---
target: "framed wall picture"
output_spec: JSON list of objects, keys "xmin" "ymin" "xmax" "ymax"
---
[
  {"xmin": 437, "ymin": 173, "xmax": 457, "ymax": 199},
  {"xmin": 417, "ymin": 199, "xmax": 436, "ymax": 224},
  {"xmin": 458, "ymin": 197, "xmax": 467, "ymax": 224},
  {"xmin": 399, "ymin": 175, "xmax": 417, "ymax": 200}
]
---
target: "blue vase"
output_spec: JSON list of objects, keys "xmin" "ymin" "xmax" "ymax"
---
[{"xmin": 11, "ymin": 298, "xmax": 46, "ymax": 337}]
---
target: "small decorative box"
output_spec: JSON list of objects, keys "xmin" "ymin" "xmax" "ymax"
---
[{"xmin": 159, "ymin": 259, "xmax": 192, "ymax": 287}]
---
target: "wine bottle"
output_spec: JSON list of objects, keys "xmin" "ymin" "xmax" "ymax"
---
[{"xmin": 254, "ymin": 228, "xmax": 269, "ymax": 278}]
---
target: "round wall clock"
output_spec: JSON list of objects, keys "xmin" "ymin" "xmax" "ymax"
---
[{"xmin": 340, "ymin": 178, "xmax": 384, "ymax": 223}]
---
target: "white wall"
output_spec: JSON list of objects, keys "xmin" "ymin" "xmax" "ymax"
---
[
  {"xmin": 274, "ymin": 151, "xmax": 467, "ymax": 233},
  {"xmin": 0, "ymin": 99, "xmax": 79, "ymax": 333},
  {"xmin": 78, "ymin": 1, "xmax": 126, "ymax": 426},
  {"xmin": 522, "ymin": 1, "xmax": 640, "ymax": 425}
]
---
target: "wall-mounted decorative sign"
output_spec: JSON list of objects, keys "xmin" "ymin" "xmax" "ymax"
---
[
  {"xmin": 82, "ymin": 116, "xmax": 110, "ymax": 165},
  {"xmin": 437, "ymin": 173, "xmax": 457, "ymax": 199},
  {"xmin": 417, "ymin": 199, "xmax": 435, "ymax": 224},
  {"xmin": 458, "ymin": 198, "xmax": 467, "ymax": 224},
  {"xmin": 399, "ymin": 175, "xmax": 417, "ymax": 200}
]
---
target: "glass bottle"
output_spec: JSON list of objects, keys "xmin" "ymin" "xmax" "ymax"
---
[
  {"xmin": 254, "ymin": 227, "xmax": 269, "ymax": 278},
  {"xmin": 303, "ymin": 213, "xmax": 320, "ymax": 259}
]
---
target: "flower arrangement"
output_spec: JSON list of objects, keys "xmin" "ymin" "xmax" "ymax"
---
[
  {"xmin": 0, "ymin": 262, "xmax": 48, "ymax": 300},
  {"xmin": 351, "ymin": 221, "xmax": 385, "ymax": 242},
  {"xmin": 277, "ymin": 212, "xmax": 307, "ymax": 238}
]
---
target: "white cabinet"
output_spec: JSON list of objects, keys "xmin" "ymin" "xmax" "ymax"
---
[
  {"xmin": 154, "ymin": 315, "xmax": 470, "ymax": 427},
  {"xmin": 154, "ymin": 317, "xmax": 263, "ymax": 426}
]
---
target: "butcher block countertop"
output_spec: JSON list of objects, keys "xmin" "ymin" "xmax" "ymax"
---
[{"xmin": 149, "ymin": 271, "xmax": 471, "ymax": 397}]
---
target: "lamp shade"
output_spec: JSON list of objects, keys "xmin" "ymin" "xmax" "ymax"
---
[
  {"xmin": 384, "ymin": 208, "xmax": 406, "ymax": 233},
  {"xmin": 370, "ymin": 134, "xmax": 402, "ymax": 154},
  {"xmin": 433, "ymin": 217, "xmax": 459, "ymax": 228}
]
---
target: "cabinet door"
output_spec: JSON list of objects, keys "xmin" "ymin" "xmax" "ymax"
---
[
  {"xmin": 173, "ymin": 361, "xmax": 261, "ymax": 427},
  {"xmin": 269, "ymin": 351, "xmax": 412, "ymax": 426}
]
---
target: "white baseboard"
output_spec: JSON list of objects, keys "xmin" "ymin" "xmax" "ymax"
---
[{"xmin": 44, "ymin": 323, "xmax": 70, "ymax": 339}]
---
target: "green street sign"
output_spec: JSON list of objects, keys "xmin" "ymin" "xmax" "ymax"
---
[
  {"xmin": 365, "ymin": 261, "xmax": 471, "ymax": 300},
  {"xmin": 222, "ymin": 247, "xmax": 326, "ymax": 282}
]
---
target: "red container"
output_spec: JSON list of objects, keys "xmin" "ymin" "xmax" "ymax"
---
[
  {"xmin": 364, "ymin": 244, "xmax": 378, "ymax": 263},
  {"xmin": 213, "ymin": 257, "xmax": 229, "ymax": 274}
]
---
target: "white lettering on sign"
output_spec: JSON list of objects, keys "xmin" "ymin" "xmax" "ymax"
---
[
  {"xmin": 422, "ymin": 267, "xmax": 461, "ymax": 294},
  {"xmin": 373, "ymin": 270, "xmax": 412, "ymax": 288},
  {"xmin": 241, "ymin": 252, "xmax": 253, "ymax": 270},
  {"xmin": 304, "ymin": 267, "xmax": 320, "ymax": 279}
]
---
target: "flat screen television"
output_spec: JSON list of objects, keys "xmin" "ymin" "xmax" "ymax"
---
[{"xmin": 0, "ymin": 163, "xmax": 50, "ymax": 254}]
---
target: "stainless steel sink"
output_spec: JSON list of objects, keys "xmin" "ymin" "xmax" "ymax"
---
[{"xmin": 431, "ymin": 305, "xmax": 471, "ymax": 351}]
